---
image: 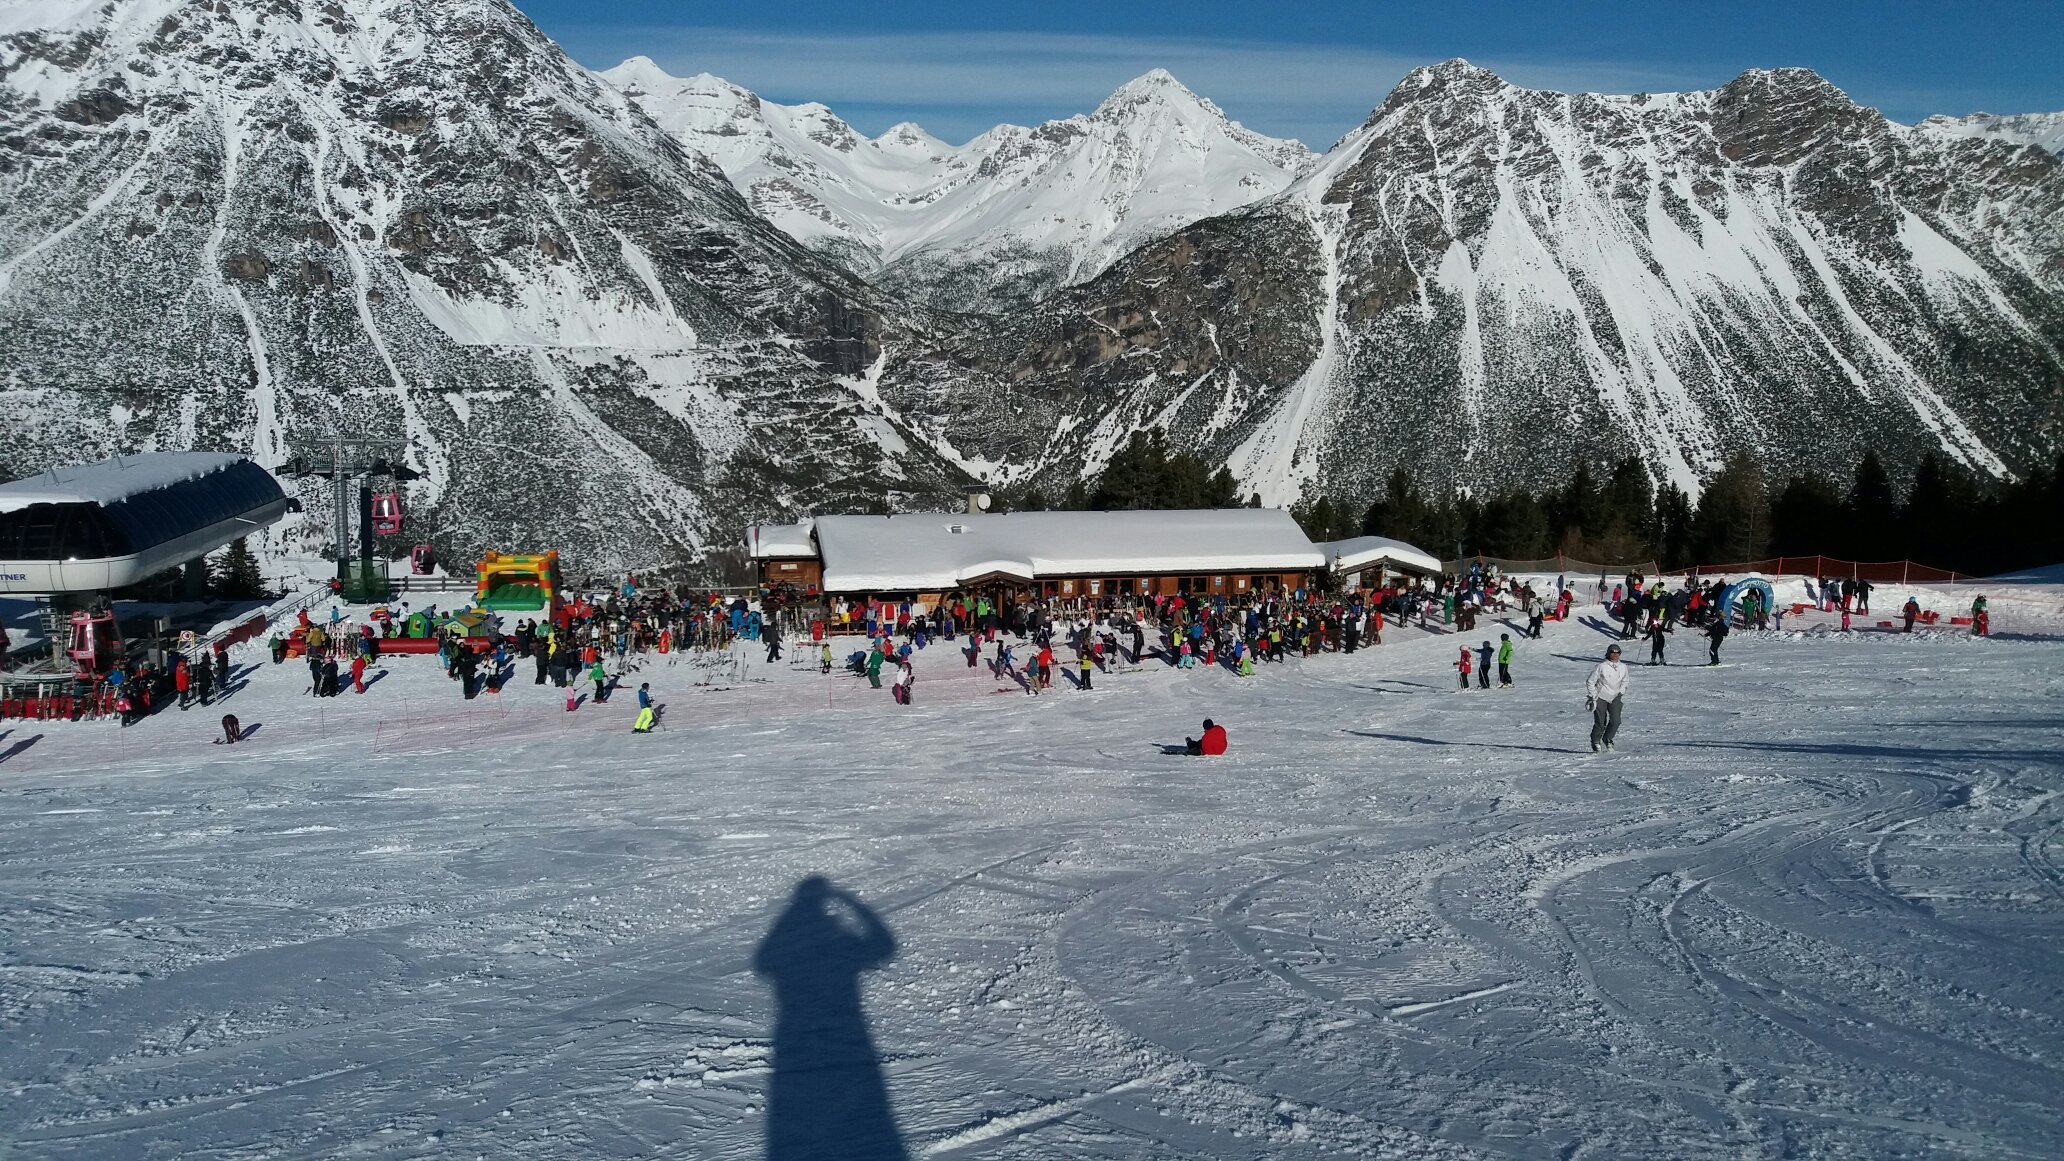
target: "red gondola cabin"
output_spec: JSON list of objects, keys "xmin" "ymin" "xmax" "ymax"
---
[{"xmin": 371, "ymin": 491, "xmax": 403, "ymax": 536}]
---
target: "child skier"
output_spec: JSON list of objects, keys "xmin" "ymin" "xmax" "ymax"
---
[
  {"xmin": 633, "ymin": 682, "xmax": 657, "ymax": 732},
  {"xmin": 1496, "ymin": 634, "xmax": 1514, "ymax": 688},
  {"xmin": 1456, "ymin": 646, "xmax": 1472, "ymax": 691},
  {"xmin": 1476, "ymin": 640, "xmax": 1494, "ymax": 689}
]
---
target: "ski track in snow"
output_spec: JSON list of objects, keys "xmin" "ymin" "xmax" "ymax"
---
[{"xmin": 1, "ymin": 589, "xmax": 2062, "ymax": 1158}]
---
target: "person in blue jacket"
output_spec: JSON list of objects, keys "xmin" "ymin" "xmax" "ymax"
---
[{"xmin": 633, "ymin": 682, "xmax": 657, "ymax": 732}]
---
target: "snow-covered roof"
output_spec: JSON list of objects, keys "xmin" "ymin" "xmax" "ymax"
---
[
  {"xmin": 0, "ymin": 453, "xmax": 255, "ymax": 512},
  {"xmin": 746, "ymin": 520, "xmax": 818, "ymax": 559},
  {"xmin": 812, "ymin": 509, "xmax": 1326, "ymax": 592},
  {"xmin": 1318, "ymin": 535, "xmax": 1443, "ymax": 576}
]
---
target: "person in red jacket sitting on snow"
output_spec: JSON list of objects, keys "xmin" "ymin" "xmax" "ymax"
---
[{"xmin": 1186, "ymin": 718, "xmax": 1228, "ymax": 756}]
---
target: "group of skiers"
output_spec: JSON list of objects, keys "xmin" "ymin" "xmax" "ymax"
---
[
  {"xmin": 102, "ymin": 646, "xmax": 232, "ymax": 726},
  {"xmin": 118, "ymin": 555, "xmax": 1995, "ymax": 745},
  {"xmin": 1454, "ymin": 634, "xmax": 1520, "ymax": 690}
]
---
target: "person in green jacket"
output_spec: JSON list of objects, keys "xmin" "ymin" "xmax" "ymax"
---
[
  {"xmin": 866, "ymin": 644, "xmax": 884, "ymax": 688},
  {"xmin": 588, "ymin": 659, "xmax": 608, "ymax": 703},
  {"xmin": 1497, "ymin": 633, "xmax": 1515, "ymax": 688}
]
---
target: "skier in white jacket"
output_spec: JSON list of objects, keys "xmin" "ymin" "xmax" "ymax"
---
[{"xmin": 1586, "ymin": 644, "xmax": 1630, "ymax": 752}]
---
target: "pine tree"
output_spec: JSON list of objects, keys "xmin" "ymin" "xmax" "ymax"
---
[
  {"xmin": 1475, "ymin": 493, "xmax": 1550, "ymax": 558},
  {"xmin": 1689, "ymin": 452, "xmax": 1768, "ymax": 564},
  {"xmin": 1900, "ymin": 452, "xmax": 1971, "ymax": 566},
  {"xmin": 1362, "ymin": 467, "xmax": 1429, "ymax": 545},
  {"xmin": 1768, "ymin": 474, "xmax": 1844, "ymax": 556},
  {"xmin": 1653, "ymin": 482, "xmax": 1694, "ymax": 568},
  {"xmin": 212, "ymin": 536, "xmax": 268, "ymax": 599},
  {"xmin": 1843, "ymin": 450, "xmax": 1898, "ymax": 560},
  {"xmin": 1554, "ymin": 461, "xmax": 1607, "ymax": 550},
  {"xmin": 1604, "ymin": 458, "xmax": 1655, "ymax": 555}
]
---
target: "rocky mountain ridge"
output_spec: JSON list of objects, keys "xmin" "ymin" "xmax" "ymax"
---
[
  {"xmin": 599, "ymin": 58, "xmax": 1313, "ymax": 313},
  {"xmin": 875, "ymin": 61, "xmax": 2064, "ymax": 508},
  {"xmin": 0, "ymin": 0, "xmax": 970, "ymax": 570},
  {"xmin": 3, "ymin": 1, "xmax": 2060, "ymax": 573}
]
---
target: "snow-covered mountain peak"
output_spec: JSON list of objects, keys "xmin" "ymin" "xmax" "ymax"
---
[
  {"xmin": 1916, "ymin": 110, "xmax": 2064, "ymax": 157},
  {"xmin": 1096, "ymin": 67, "xmax": 1198, "ymax": 109},
  {"xmin": 599, "ymin": 60, "xmax": 1314, "ymax": 310},
  {"xmin": 1087, "ymin": 69, "xmax": 1310, "ymax": 161},
  {"xmin": 874, "ymin": 120, "xmax": 953, "ymax": 163},
  {"xmin": 0, "ymin": 0, "xmax": 956, "ymax": 568},
  {"xmin": 1405, "ymin": 57, "xmax": 1504, "ymax": 87}
]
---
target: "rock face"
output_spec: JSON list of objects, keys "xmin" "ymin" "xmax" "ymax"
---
[
  {"xmin": 602, "ymin": 60, "xmax": 1315, "ymax": 314},
  {"xmin": 4, "ymin": 6, "xmax": 2060, "ymax": 568},
  {"xmin": 1917, "ymin": 110, "xmax": 2064, "ymax": 158},
  {"xmin": 0, "ymin": 0, "xmax": 969, "ymax": 571},
  {"xmin": 878, "ymin": 63, "xmax": 2064, "ymax": 506}
]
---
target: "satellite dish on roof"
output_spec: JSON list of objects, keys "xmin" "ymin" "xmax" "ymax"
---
[{"xmin": 976, "ymin": 493, "xmax": 992, "ymax": 511}]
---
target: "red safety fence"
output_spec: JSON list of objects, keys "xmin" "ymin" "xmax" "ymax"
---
[
  {"xmin": 0, "ymin": 685, "xmax": 119, "ymax": 722},
  {"xmin": 1659, "ymin": 556, "xmax": 1967, "ymax": 584}
]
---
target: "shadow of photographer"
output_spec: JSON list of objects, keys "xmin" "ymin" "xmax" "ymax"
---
[{"xmin": 754, "ymin": 875, "xmax": 908, "ymax": 1160}]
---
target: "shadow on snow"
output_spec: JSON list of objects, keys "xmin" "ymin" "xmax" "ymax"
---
[{"xmin": 755, "ymin": 875, "xmax": 909, "ymax": 1161}]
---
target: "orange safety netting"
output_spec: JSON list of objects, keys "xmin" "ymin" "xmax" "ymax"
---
[
  {"xmin": 1658, "ymin": 556, "xmax": 1967, "ymax": 583},
  {"xmin": 1444, "ymin": 553, "xmax": 1967, "ymax": 584}
]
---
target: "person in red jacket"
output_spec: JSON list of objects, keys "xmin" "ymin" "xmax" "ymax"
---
[
  {"xmin": 174, "ymin": 659, "xmax": 192, "ymax": 708},
  {"xmin": 351, "ymin": 653, "xmax": 367, "ymax": 694},
  {"xmin": 1186, "ymin": 718, "xmax": 1228, "ymax": 756}
]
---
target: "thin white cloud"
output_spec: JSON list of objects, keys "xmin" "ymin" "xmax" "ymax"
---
[{"xmin": 552, "ymin": 26, "xmax": 1708, "ymax": 147}]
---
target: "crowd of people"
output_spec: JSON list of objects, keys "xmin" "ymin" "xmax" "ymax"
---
[
  {"xmin": 100, "ymin": 645, "xmax": 232, "ymax": 727},
  {"xmin": 22, "ymin": 557, "xmax": 1998, "ymax": 745},
  {"xmin": 818, "ymin": 563, "xmax": 1580, "ymax": 704}
]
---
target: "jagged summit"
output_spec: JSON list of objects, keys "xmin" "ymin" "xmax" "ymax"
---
[
  {"xmin": 0, "ymin": 0, "xmax": 966, "ymax": 569},
  {"xmin": 1918, "ymin": 109, "xmax": 2064, "ymax": 157},
  {"xmin": 2, "ymin": 4, "xmax": 2059, "ymax": 567},
  {"xmin": 879, "ymin": 52, "xmax": 2062, "ymax": 512},
  {"xmin": 1098, "ymin": 67, "xmax": 1197, "ymax": 105},
  {"xmin": 600, "ymin": 61, "xmax": 1314, "ymax": 310},
  {"xmin": 1405, "ymin": 58, "xmax": 1504, "ymax": 85}
]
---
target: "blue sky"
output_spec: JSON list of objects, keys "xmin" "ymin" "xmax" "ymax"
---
[{"xmin": 514, "ymin": 1, "xmax": 2064, "ymax": 147}]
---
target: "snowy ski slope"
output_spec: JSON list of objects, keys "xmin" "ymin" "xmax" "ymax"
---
[{"xmin": 2, "ymin": 585, "xmax": 2061, "ymax": 1158}]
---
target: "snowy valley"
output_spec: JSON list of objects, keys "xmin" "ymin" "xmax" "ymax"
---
[{"xmin": 2, "ymin": 581, "xmax": 2061, "ymax": 1157}]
